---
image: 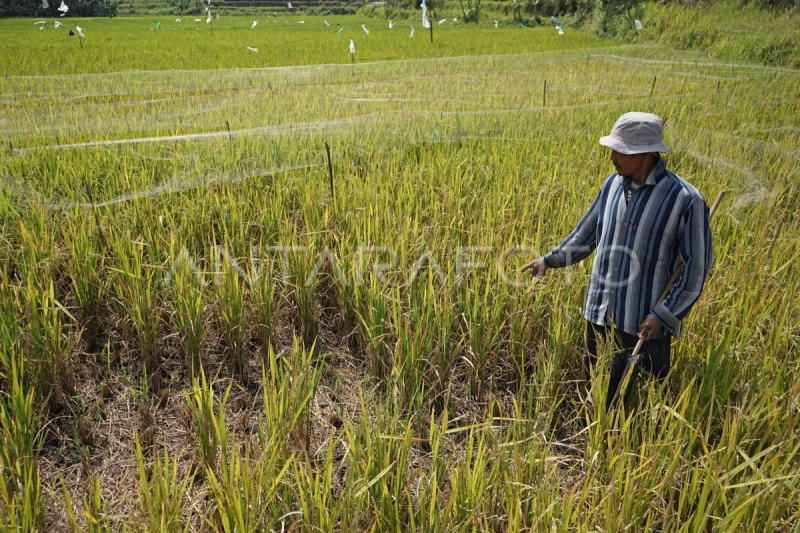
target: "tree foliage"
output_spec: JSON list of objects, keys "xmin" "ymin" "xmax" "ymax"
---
[{"xmin": 0, "ymin": 0, "xmax": 117, "ymax": 17}]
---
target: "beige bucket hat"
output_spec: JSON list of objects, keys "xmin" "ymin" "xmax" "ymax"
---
[{"xmin": 599, "ymin": 112, "xmax": 670, "ymax": 154}]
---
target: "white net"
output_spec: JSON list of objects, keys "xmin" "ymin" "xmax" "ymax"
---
[{"xmin": 2, "ymin": 45, "xmax": 798, "ymax": 210}]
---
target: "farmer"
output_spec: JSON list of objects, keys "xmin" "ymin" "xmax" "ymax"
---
[{"xmin": 522, "ymin": 112, "xmax": 712, "ymax": 389}]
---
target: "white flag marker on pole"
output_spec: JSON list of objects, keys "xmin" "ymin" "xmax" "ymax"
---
[
  {"xmin": 76, "ymin": 25, "xmax": 83, "ymax": 37},
  {"xmin": 438, "ymin": 18, "xmax": 446, "ymax": 25},
  {"xmin": 34, "ymin": 20, "xmax": 46, "ymax": 25},
  {"xmin": 251, "ymin": 20, "xmax": 257, "ymax": 28},
  {"xmin": 324, "ymin": 19, "xmax": 330, "ymax": 26},
  {"xmin": 361, "ymin": 23, "xmax": 369, "ymax": 35},
  {"xmin": 635, "ymin": 19, "xmax": 643, "ymax": 30},
  {"xmin": 410, "ymin": 26, "xmax": 414, "ymax": 37},
  {"xmin": 287, "ymin": 2, "xmax": 292, "ymax": 8},
  {"xmin": 494, "ymin": 20, "xmax": 498, "ymax": 28},
  {"xmin": 349, "ymin": 38, "xmax": 355, "ymax": 54},
  {"xmin": 54, "ymin": 21, "xmax": 62, "ymax": 28},
  {"xmin": 422, "ymin": 2, "xmax": 429, "ymax": 29},
  {"xmin": 176, "ymin": 18, "xmax": 181, "ymax": 22},
  {"xmin": 389, "ymin": 20, "xmax": 392, "ymax": 29},
  {"xmin": 57, "ymin": 1, "xmax": 68, "ymax": 12}
]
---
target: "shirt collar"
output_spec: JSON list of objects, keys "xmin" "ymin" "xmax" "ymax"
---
[
  {"xmin": 646, "ymin": 157, "xmax": 668, "ymax": 185},
  {"xmin": 620, "ymin": 157, "xmax": 667, "ymax": 187}
]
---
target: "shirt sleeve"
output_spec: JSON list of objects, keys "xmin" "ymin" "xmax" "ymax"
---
[
  {"xmin": 542, "ymin": 186, "xmax": 603, "ymax": 269},
  {"xmin": 650, "ymin": 195, "xmax": 713, "ymax": 338}
]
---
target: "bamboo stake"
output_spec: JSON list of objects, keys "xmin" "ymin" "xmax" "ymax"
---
[
  {"xmin": 766, "ymin": 215, "xmax": 785, "ymax": 262},
  {"xmin": 325, "ymin": 141, "xmax": 334, "ymax": 202},
  {"xmin": 543, "ymin": 79, "xmax": 547, "ymax": 107}
]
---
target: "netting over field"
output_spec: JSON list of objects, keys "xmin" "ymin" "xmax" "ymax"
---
[
  {"xmin": 2, "ymin": 45, "xmax": 798, "ymax": 212},
  {"xmin": 2, "ymin": 32, "xmax": 800, "ymax": 533}
]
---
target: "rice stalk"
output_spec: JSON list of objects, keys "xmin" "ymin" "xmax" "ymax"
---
[
  {"xmin": 215, "ymin": 255, "xmax": 247, "ymax": 381},
  {"xmin": 133, "ymin": 437, "xmax": 194, "ymax": 532},
  {"xmin": 185, "ymin": 367, "xmax": 230, "ymax": 477},
  {"xmin": 169, "ymin": 258, "xmax": 206, "ymax": 376},
  {"xmin": 110, "ymin": 234, "xmax": 161, "ymax": 390}
]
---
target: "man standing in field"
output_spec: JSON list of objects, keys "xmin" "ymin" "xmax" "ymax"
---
[{"xmin": 522, "ymin": 112, "xmax": 713, "ymax": 396}]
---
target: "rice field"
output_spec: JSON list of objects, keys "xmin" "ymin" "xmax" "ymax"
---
[{"xmin": 1, "ymin": 15, "xmax": 799, "ymax": 532}]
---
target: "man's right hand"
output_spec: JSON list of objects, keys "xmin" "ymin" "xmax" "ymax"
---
[{"xmin": 521, "ymin": 257, "xmax": 548, "ymax": 279}]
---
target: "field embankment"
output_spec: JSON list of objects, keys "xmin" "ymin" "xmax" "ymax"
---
[{"xmin": 578, "ymin": 1, "xmax": 800, "ymax": 68}]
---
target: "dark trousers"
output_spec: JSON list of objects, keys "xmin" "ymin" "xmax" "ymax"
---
[{"xmin": 584, "ymin": 320, "xmax": 671, "ymax": 383}]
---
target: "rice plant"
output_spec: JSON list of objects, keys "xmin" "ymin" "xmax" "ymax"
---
[
  {"xmin": 0, "ymin": 17, "xmax": 798, "ymax": 531},
  {"xmin": 110, "ymin": 234, "xmax": 161, "ymax": 390},
  {"xmin": 355, "ymin": 280, "xmax": 393, "ymax": 381},
  {"xmin": 215, "ymin": 254, "xmax": 248, "ymax": 380},
  {"xmin": 17, "ymin": 209, "xmax": 56, "ymax": 288},
  {"xmin": 204, "ymin": 433, "xmax": 293, "ymax": 532},
  {"xmin": 250, "ymin": 253, "xmax": 279, "ymax": 363},
  {"xmin": 185, "ymin": 367, "xmax": 230, "ymax": 476},
  {"xmin": 259, "ymin": 338, "xmax": 324, "ymax": 455},
  {"xmin": 289, "ymin": 245, "xmax": 319, "ymax": 349},
  {"xmin": 23, "ymin": 277, "xmax": 75, "ymax": 405},
  {"xmin": 133, "ymin": 438, "xmax": 194, "ymax": 532},
  {"xmin": 0, "ymin": 353, "xmax": 43, "ymax": 531},
  {"xmin": 168, "ymin": 252, "xmax": 206, "ymax": 376},
  {"xmin": 66, "ymin": 215, "xmax": 106, "ymax": 352},
  {"xmin": 457, "ymin": 276, "xmax": 507, "ymax": 398},
  {"xmin": 63, "ymin": 476, "xmax": 113, "ymax": 533}
]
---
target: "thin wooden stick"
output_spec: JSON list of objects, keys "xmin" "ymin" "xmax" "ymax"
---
[
  {"xmin": 766, "ymin": 215, "xmax": 785, "ymax": 262},
  {"xmin": 709, "ymin": 190, "xmax": 725, "ymax": 218},
  {"xmin": 325, "ymin": 142, "xmax": 334, "ymax": 202},
  {"xmin": 543, "ymin": 79, "xmax": 547, "ymax": 107}
]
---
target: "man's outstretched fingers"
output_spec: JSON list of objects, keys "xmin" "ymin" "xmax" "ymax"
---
[{"xmin": 521, "ymin": 258, "xmax": 547, "ymax": 278}]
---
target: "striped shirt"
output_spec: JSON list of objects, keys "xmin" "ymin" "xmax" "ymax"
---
[{"xmin": 543, "ymin": 158, "xmax": 712, "ymax": 339}]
